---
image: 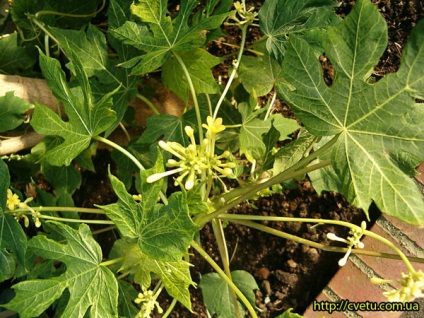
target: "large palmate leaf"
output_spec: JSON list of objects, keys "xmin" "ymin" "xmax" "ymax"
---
[
  {"xmin": 277, "ymin": 0, "xmax": 424, "ymax": 225},
  {"xmin": 99, "ymin": 154, "xmax": 198, "ymax": 262},
  {"xmin": 3, "ymin": 222, "xmax": 118, "ymax": 317},
  {"xmin": 259, "ymin": 0, "xmax": 340, "ymax": 61},
  {"xmin": 111, "ymin": 0, "xmax": 229, "ymax": 99},
  {"xmin": 48, "ymin": 24, "xmax": 138, "ymax": 134},
  {"xmin": 31, "ymin": 50, "xmax": 117, "ymax": 166}
]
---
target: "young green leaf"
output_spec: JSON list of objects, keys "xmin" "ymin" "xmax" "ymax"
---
[
  {"xmin": 259, "ymin": 0, "xmax": 340, "ymax": 61},
  {"xmin": 277, "ymin": 0, "xmax": 424, "ymax": 225},
  {"xmin": 0, "ymin": 161, "xmax": 27, "ymax": 268},
  {"xmin": 41, "ymin": 164, "xmax": 81, "ymax": 206},
  {"xmin": 3, "ymin": 222, "xmax": 118, "ymax": 317},
  {"xmin": 48, "ymin": 24, "xmax": 138, "ymax": 134},
  {"xmin": 162, "ymin": 48, "xmax": 221, "ymax": 100},
  {"xmin": 113, "ymin": 239, "xmax": 194, "ymax": 310},
  {"xmin": 0, "ymin": 213, "xmax": 27, "ymax": 267},
  {"xmin": 100, "ymin": 155, "xmax": 198, "ymax": 262},
  {"xmin": 199, "ymin": 270, "xmax": 259, "ymax": 318},
  {"xmin": 238, "ymin": 47, "xmax": 283, "ymax": 98},
  {"xmin": 111, "ymin": 0, "xmax": 229, "ymax": 99},
  {"xmin": 0, "ymin": 32, "xmax": 35, "ymax": 74},
  {"xmin": 117, "ymin": 280, "xmax": 139, "ymax": 318},
  {"xmin": 137, "ymin": 106, "xmax": 209, "ymax": 146},
  {"xmin": 31, "ymin": 50, "xmax": 117, "ymax": 166},
  {"xmin": 0, "ymin": 249, "xmax": 15, "ymax": 282},
  {"xmin": 0, "ymin": 92, "xmax": 31, "ymax": 132}
]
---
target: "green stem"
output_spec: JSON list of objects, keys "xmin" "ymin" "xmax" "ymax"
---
[
  {"xmin": 40, "ymin": 215, "xmax": 114, "ymax": 225},
  {"xmin": 94, "ymin": 135, "xmax": 145, "ymax": 170},
  {"xmin": 225, "ymin": 218, "xmax": 424, "ymax": 264},
  {"xmin": 264, "ymin": 90, "xmax": 277, "ymax": 120},
  {"xmin": 190, "ymin": 240, "xmax": 258, "ymax": 318},
  {"xmin": 172, "ymin": 51, "xmax": 204, "ymax": 141},
  {"xmin": 213, "ymin": 24, "xmax": 248, "ymax": 120},
  {"xmin": 93, "ymin": 135, "xmax": 168, "ymax": 205},
  {"xmin": 9, "ymin": 206, "xmax": 105, "ymax": 214},
  {"xmin": 196, "ymin": 159, "xmax": 331, "ymax": 226},
  {"xmin": 137, "ymin": 93, "xmax": 160, "ymax": 115},
  {"xmin": 363, "ymin": 229, "xmax": 418, "ymax": 273},
  {"xmin": 100, "ymin": 257, "xmax": 123, "ymax": 267},
  {"xmin": 211, "ymin": 219, "xmax": 242, "ymax": 318},
  {"xmin": 162, "ymin": 298, "xmax": 177, "ymax": 318}
]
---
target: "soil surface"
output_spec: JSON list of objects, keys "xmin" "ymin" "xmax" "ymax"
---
[{"xmin": 46, "ymin": 1, "xmax": 424, "ymax": 317}]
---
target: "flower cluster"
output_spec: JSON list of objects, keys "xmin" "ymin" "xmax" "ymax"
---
[
  {"xmin": 227, "ymin": 1, "xmax": 258, "ymax": 26},
  {"xmin": 371, "ymin": 270, "xmax": 424, "ymax": 302},
  {"xmin": 134, "ymin": 288, "xmax": 163, "ymax": 318},
  {"xmin": 327, "ymin": 221, "xmax": 366, "ymax": 266},
  {"xmin": 147, "ymin": 117, "xmax": 236, "ymax": 190},
  {"xmin": 6, "ymin": 189, "xmax": 41, "ymax": 227}
]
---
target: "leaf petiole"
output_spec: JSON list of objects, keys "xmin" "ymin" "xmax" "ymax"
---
[{"xmin": 190, "ymin": 240, "xmax": 258, "ymax": 318}]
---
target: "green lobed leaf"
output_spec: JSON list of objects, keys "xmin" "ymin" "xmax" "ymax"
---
[
  {"xmin": 238, "ymin": 102, "xmax": 271, "ymax": 163},
  {"xmin": 117, "ymin": 280, "xmax": 139, "ymax": 318},
  {"xmin": 111, "ymin": 0, "xmax": 230, "ymax": 84},
  {"xmin": 199, "ymin": 270, "xmax": 258, "ymax": 318},
  {"xmin": 0, "ymin": 249, "xmax": 15, "ymax": 282},
  {"xmin": 238, "ymin": 46, "xmax": 283, "ymax": 98},
  {"xmin": 3, "ymin": 222, "xmax": 118, "ymax": 317},
  {"xmin": 259, "ymin": 0, "xmax": 340, "ymax": 61},
  {"xmin": 0, "ymin": 32, "xmax": 35, "ymax": 74},
  {"xmin": 162, "ymin": 48, "xmax": 221, "ymax": 101},
  {"xmin": 114, "ymin": 239, "xmax": 194, "ymax": 310},
  {"xmin": 0, "ymin": 161, "xmax": 27, "ymax": 267},
  {"xmin": 31, "ymin": 50, "xmax": 117, "ymax": 166},
  {"xmin": 48, "ymin": 24, "xmax": 138, "ymax": 135},
  {"xmin": 100, "ymin": 155, "xmax": 197, "ymax": 262},
  {"xmin": 277, "ymin": 0, "xmax": 424, "ymax": 225},
  {"xmin": 273, "ymin": 129, "xmax": 316, "ymax": 175},
  {"xmin": 100, "ymin": 171, "xmax": 142, "ymax": 239},
  {"xmin": 41, "ymin": 164, "xmax": 81, "ymax": 206},
  {"xmin": 0, "ymin": 212, "xmax": 27, "ymax": 267},
  {"xmin": 137, "ymin": 106, "xmax": 209, "ymax": 146},
  {"xmin": 0, "ymin": 92, "xmax": 31, "ymax": 132},
  {"xmin": 137, "ymin": 191, "xmax": 198, "ymax": 262}
]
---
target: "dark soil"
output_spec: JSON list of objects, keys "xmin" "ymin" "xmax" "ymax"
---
[{"xmin": 57, "ymin": 1, "xmax": 424, "ymax": 317}]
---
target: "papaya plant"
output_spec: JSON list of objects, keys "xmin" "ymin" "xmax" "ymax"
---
[{"xmin": 0, "ymin": 0, "xmax": 423, "ymax": 317}]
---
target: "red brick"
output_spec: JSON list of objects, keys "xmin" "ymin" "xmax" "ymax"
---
[{"xmin": 383, "ymin": 215, "xmax": 424, "ymax": 250}]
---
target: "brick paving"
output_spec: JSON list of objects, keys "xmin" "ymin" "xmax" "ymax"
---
[{"xmin": 303, "ymin": 214, "xmax": 424, "ymax": 317}]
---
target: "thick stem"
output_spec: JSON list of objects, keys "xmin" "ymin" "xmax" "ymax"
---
[{"xmin": 196, "ymin": 159, "xmax": 331, "ymax": 226}]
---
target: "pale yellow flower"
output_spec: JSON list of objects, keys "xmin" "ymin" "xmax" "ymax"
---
[
  {"xmin": 7, "ymin": 189, "xmax": 21, "ymax": 211},
  {"xmin": 202, "ymin": 116, "xmax": 226, "ymax": 135},
  {"xmin": 372, "ymin": 270, "xmax": 424, "ymax": 302},
  {"xmin": 327, "ymin": 221, "xmax": 366, "ymax": 266}
]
